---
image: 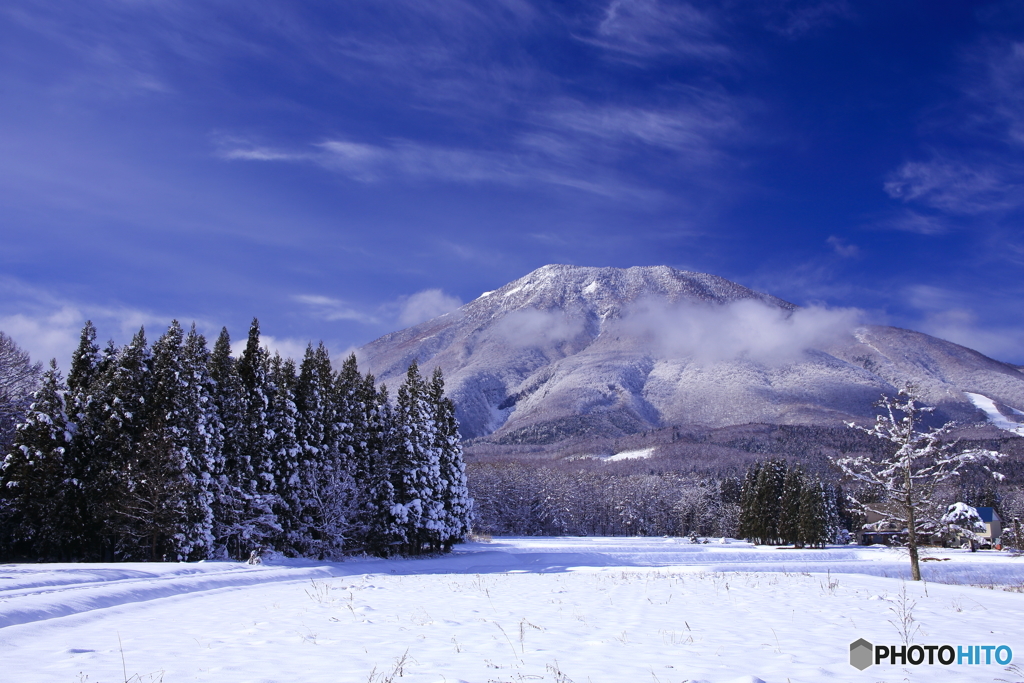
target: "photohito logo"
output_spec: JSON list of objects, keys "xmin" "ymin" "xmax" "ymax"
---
[{"xmin": 849, "ymin": 639, "xmax": 1013, "ymax": 670}]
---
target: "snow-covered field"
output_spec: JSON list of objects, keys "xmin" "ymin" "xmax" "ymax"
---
[{"xmin": 3, "ymin": 537, "xmax": 1024, "ymax": 683}]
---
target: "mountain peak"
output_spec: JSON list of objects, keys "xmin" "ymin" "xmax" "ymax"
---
[
  {"xmin": 467, "ymin": 264, "xmax": 795, "ymax": 320},
  {"xmin": 359, "ymin": 265, "xmax": 1024, "ymax": 443}
]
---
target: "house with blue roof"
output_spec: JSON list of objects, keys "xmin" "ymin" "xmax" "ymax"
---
[{"xmin": 976, "ymin": 507, "xmax": 1002, "ymax": 546}]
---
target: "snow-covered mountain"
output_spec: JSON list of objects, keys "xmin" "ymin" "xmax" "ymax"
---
[{"xmin": 357, "ymin": 264, "xmax": 1024, "ymax": 443}]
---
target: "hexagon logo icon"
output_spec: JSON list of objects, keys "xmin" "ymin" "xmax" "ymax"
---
[{"xmin": 850, "ymin": 638, "xmax": 874, "ymax": 670}]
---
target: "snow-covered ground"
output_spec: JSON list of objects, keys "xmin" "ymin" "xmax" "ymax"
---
[{"xmin": 3, "ymin": 537, "xmax": 1024, "ymax": 683}]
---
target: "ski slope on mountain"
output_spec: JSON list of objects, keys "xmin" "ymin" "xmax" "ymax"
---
[{"xmin": 3, "ymin": 537, "xmax": 1023, "ymax": 683}]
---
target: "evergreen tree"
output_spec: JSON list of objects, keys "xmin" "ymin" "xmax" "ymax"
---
[
  {"xmin": 128, "ymin": 321, "xmax": 214, "ymax": 560},
  {"xmin": 298, "ymin": 343, "xmax": 354, "ymax": 559},
  {"xmin": 63, "ymin": 322, "xmax": 108, "ymax": 558},
  {"xmin": 268, "ymin": 353, "xmax": 303, "ymax": 555},
  {"xmin": 777, "ymin": 465, "xmax": 804, "ymax": 546},
  {"xmin": 750, "ymin": 459, "xmax": 787, "ymax": 545},
  {"xmin": 797, "ymin": 480, "xmax": 827, "ymax": 548},
  {"xmin": 341, "ymin": 362, "xmax": 388, "ymax": 553},
  {"xmin": 796, "ymin": 480, "xmax": 841, "ymax": 548},
  {"xmin": 366, "ymin": 381, "xmax": 403, "ymax": 556},
  {"xmin": 96, "ymin": 327, "xmax": 152, "ymax": 559},
  {"xmin": 332, "ymin": 354, "xmax": 364, "ymax": 480},
  {"xmin": 3, "ymin": 318, "xmax": 475, "ymax": 562},
  {"xmin": 429, "ymin": 367, "xmax": 471, "ymax": 551},
  {"xmin": 68, "ymin": 322, "xmax": 102, "ymax": 395},
  {"xmin": 235, "ymin": 318, "xmax": 280, "ymax": 551},
  {"xmin": 180, "ymin": 324, "xmax": 218, "ymax": 559},
  {"xmin": 737, "ymin": 461, "xmax": 762, "ymax": 542},
  {"xmin": 0, "ymin": 361, "xmax": 76, "ymax": 559},
  {"xmin": 389, "ymin": 361, "xmax": 442, "ymax": 554},
  {"xmin": 207, "ymin": 327, "xmax": 250, "ymax": 558}
]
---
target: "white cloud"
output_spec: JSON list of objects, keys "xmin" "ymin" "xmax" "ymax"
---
[
  {"xmin": 292, "ymin": 294, "xmax": 378, "ymax": 324},
  {"xmin": 229, "ymin": 335, "xmax": 309, "ymax": 362},
  {"xmin": 904, "ymin": 284, "xmax": 1024, "ymax": 362},
  {"xmin": 0, "ymin": 283, "xmax": 195, "ymax": 369},
  {"xmin": 0, "ymin": 307, "xmax": 84, "ymax": 367},
  {"xmin": 398, "ymin": 289, "xmax": 463, "ymax": 327},
  {"xmin": 221, "ymin": 147, "xmax": 305, "ymax": 162},
  {"xmin": 590, "ymin": 0, "xmax": 730, "ymax": 62},
  {"xmin": 826, "ymin": 235, "xmax": 859, "ymax": 257},
  {"xmin": 293, "ymin": 287, "xmax": 462, "ymax": 330},
  {"xmin": 493, "ymin": 309, "xmax": 586, "ymax": 348},
  {"xmin": 874, "ymin": 210, "xmax": 950, "ymax": 235},
  {"xmin": 538, "ymin": 96, "xmax": 740, "ymax": 157},
  {"xmin": 883, "ymin": 159, "xmax": 1014, "ymax": 215},
  {"xmin": 616, "ymin": 298, "xmax": 862, "ymax": 365},
  {"xmin": 968, "ymin": 40, "xmax": 1024, "ymax": 147},
  {"xmin": 764, "ymin": 1, "xmax": 853, "ymax": 38},
  {"xmin": 882, "ymin": 41, "xmax": 1024, "ymax": 223}
]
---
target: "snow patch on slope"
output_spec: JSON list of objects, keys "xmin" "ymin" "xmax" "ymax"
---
[
  {"xmin": 964, "ymin": 392, "xmax": 1024, "ymax": 436},
  {"xmin": 605, "ymin": 447, "xmax": 656, "ymax": 461}
]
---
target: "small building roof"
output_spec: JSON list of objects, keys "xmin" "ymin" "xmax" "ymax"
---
[{"xmin": 976, "ymin": 507, "xmax": 1001, "ymax": 523}]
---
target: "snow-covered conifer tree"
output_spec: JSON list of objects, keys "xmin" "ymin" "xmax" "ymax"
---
[
  {"xmin": 797, "ymin": 479, "xmax": 827, "ymax": 548},
  {"xmin": 366, "ymin": 381, "xmax": 404, "ymax": 556},
  {"xmin": 129, "ymin": 321, "xmax": 214, "ymax": 561},
  {"xmin": 777, "ymin": 464, "xmax": 803, "ymax": 546},
  {"xmin": 737, "ymin": 461, "xmax": 761, "ymax": 543},
  {"xmin": 297, "ymin": 343, "xmax": 354, "ymax": 559},
  {"xmin": 63, "ymin": 323, "xmax": 115, "ymax": 559},
  {"xmin": 207, "ymin": 327, "xmax": 255, "ymax": 558},
  {"xmin": 336, "ymin": 359, "xmax": 384, "ymax": 552},
  {"xmin": 940, "ymin": 502, "xmax": 986, "ymax": 549},
  {"xmin": 388, "ymin": 361, "xmax": 442, "ymax": 554},
  {"xmin": 429, "ymin": 367, "xmax": 471, "ymax": 550},
  {"xmin": 268, "ymin": 353, "xmax": 304, "ymax": 555},
  {"xmin": 235, "ymin": 319, "xmax": 280, "ymax": 552},
  {"xmin": 180, "ymin": 325, "xmax": 218, "ymax": 559},
  {"xmin": 1, "ymin": 361, "xmax": 75, "ymax": 559},
  {"xmin": 96, "ymin": 327, "xmax": 152, "ymax": 559},
  {"xmin": 745, "ymin": 459, "xmax": 786, "ymax": 545}
]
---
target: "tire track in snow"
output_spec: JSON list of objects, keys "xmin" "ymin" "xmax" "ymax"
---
[{"xmin": 0, "ymin": 563, "xmax": 337, "ymax": 629}]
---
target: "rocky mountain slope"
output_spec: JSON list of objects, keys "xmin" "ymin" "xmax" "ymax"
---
[{"xmin": 357, "ymin": 265, "xmax": 1024, "ymax": 444}]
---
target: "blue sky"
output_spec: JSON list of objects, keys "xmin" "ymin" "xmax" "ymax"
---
[{"xmin": 2, "ymin": 0, "xmax": 1023, "ymax": 365}]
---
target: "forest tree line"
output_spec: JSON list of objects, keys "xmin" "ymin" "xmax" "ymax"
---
[
  {"xmin": 0, "ymin": 320, "xmax": 471, "ymax": 562},
  {"xmin": 469, "ymin": 457, "xmax": 853, "ymax": 544}
]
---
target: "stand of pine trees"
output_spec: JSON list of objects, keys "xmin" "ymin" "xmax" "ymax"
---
[
  {"xmin": 737, "ymin": 458, "xmax": 849, "ymax": 547},
  {"xmin": 0, "ymin": 319, "xmax": 471, "ymax": 562}
]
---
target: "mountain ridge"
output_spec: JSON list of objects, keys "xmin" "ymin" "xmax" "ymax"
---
[{"xmin": 357, "ymin": 264, "xmax": 1024, "ymax": 444}]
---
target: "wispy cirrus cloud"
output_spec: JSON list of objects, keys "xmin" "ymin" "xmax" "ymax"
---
[
  {"xmin": 872, "ymin": 210, "xmax": 950, "ymax": 236},
  {"xmin": 883, "ymin": 158, "xmax": 1019, "ymax": 215},
  {"xmin": 292, "ymin": 295, "xmax": 379, "ymax": 324},
  {"xmin": 761, "ymin": 0, "xmax": 853, "ymax": 38},
  {"xmin": 219, "ymin": 133, "xmax": 668, "ymax": 201},
  {"xmin": 537, "ymin": 94, "xmax": 741, "ymax": 156},
  {"xmin": 583, "ymin": 0, "xmax": 731, "ymax": 63},
  {"xmin": 220, "ymin": 88, "xmax": 744, "ymax": 200},
  {"xmin": 961, "ymin": 40, "xmax": 1024, "ymax": 147},
  {"xmin": 881, "ymin": 38, "xmax": 1024, "ymax": 229}
]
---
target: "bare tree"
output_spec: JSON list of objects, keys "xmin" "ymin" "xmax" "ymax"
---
[
  {"xmin": 0, "ymin": 332, "xmax": 43, "ymax": 455},
  {"xmin": 834, "ymin": 388, "xmax": 1004, "ymax": 580}
]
